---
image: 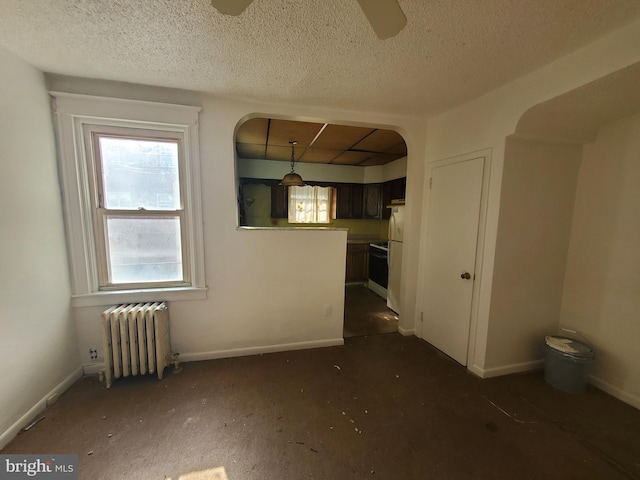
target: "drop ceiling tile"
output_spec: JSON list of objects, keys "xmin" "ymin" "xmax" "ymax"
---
[
  {"xmin": 236, "ymin": 118, "xmax": 268, "ymax": 145},
  {"xmin": 268, "ymin": 119, "xmax": 324, "ymax": 147},
  {"xmin": 331, "ymin": 151, "xmax": 375, "ymax": 165},
  {"xmin": 312, "ymin": 124, "xmax": 375, "ymax": 150},
  {"xmin": 266, "ymin": 144, "xmax": 303, "ymax": 162},
  {"xmin": 235, "ymin": 118, "xmax": 407, "ymax": 165},
  {"xmin": 299, "ymin": 148, "xmax": 342, "ymax": 163},
  {"xmin": 236, "ymin": 143, "xmax": 266, "ymax": 159},
  {"xmin": 385, "ymin": 142, "xmax": 408, "ymax": 155},
  {"xmin": 352, "ymin": 129, "xmax": 405, "ymax": 153},
  {"xmin": 359, "ymin": 153, "xmax": 404, "ymax": 166}
]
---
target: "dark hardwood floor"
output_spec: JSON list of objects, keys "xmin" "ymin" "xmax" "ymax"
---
[
  {"xmin": 343, "ymin": 284, "xmax": 398, "ymax": 337},
  {"xmin": 4, "ymin": 334, "xmax": 639, "ymax": 479}
]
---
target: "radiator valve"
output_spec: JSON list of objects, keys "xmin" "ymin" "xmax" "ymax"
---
[{"xmin": 170, "ymin": 352, "xmax": 182, "ymax": 374}]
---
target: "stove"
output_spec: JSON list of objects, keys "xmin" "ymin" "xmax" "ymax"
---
[
  {"xmin": 368, "ymin": 242, "xmax": 388, "ymax": 299},
  {"xmin": 369, "ymin": 241, "xmax": 389, "ymax": 251}
]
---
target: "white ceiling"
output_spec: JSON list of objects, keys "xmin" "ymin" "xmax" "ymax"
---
[
  {"xmin": 515, "ymin": 62, "xmax": 640, "ymax": 144},
  {"xmin": 1, "ymin": 1, "xmax": 640, "ymax": 118}
]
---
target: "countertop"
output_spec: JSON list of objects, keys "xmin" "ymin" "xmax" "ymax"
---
[{"xmin": 347, "ymin": 235, "xmax": 386, "ymax": 244}]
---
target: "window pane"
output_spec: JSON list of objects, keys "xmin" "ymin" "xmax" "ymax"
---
[
  {"xmin": 99, "ymin": 136, "xmax": 180, "ymax": 210},
  {"xmin": 106, "ymin": 217, "xmax": 183, "ymax": 284},
  {"xmin": 288, "ymin": 185, "xmax": 331, "ymax": 224}
]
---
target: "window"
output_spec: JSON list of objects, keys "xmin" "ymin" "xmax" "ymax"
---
[
  {"xmin": 288, "ymin": 185, "xmax": 332, "ymax": 224},
  {"xmin": 52, "ymin": 93, "xmax": 206, "ymax": 306},
  {"xmin": 89, "ymin": 130, "xmax": 187, "ymax": 288}
]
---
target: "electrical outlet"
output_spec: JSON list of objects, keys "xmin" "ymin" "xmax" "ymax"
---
[{"xmin": 89, "ymin": 348, "xmax": 98, "ymax": 360}]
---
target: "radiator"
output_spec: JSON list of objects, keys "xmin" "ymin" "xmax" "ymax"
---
[{"xmin": 101, "ymin": 302, "xmax": 171, "ymax": 388}]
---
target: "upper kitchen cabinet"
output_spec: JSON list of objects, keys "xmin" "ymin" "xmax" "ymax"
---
[
  {"xmin": 382, "ymin": 177, "xmax": 406, "ymax": 219},
  {"xmin": 271, "ymin": 183, "xmax": 288, "ymax": 218},
  {"xmin": 362, "ymin": 183, "xmax": 382, "ymax": 219},
  {"xmin": 336, "ymin": 183, "xmax": 364, "ymax": 219}
]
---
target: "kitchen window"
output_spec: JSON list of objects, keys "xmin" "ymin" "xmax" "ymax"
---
[
  {"xmin": 288, "ymin": 185, "xmax": 333, "ymax": 224},
  {"xmin": 52, "ymin": 92, "xmax": 206, "ymax": 306}
]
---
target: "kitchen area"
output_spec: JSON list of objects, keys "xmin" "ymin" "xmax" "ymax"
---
[
  {"xmin": 344, "ymin": 189, "xmax": 405, "ymax": 336},
  {"xmin": 235, "ymin": 117, "xmax": 407, "ymax": 338}
]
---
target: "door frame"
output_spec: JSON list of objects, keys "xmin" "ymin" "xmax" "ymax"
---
[{"xmin": 417, "ymin": 148, "xmax": 492, "ymax": 368}]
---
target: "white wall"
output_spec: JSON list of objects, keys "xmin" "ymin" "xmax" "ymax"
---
[
  {"xmin": 45, "ymin": 75, "xmax": 426, "ymax": 367},
  {"xmin": 0, "ymin": 48, "xmax": 80, "ymax": 447},
  {"xmin": 485, "ymin": 138, "xmax": 581, "ymax": 372},
  {"xmin": 238, "ymin": 157, "xmax": 365, "ymax": 183},
  {"xmin": 420, "ymin": 18, "xmax": 640, "ymax": 385},
  {"xmin": 363, "ymin": 156, "xmax": 408, "ymax": 184},
  {"xmin": 238, "ymin": 155, "xmax": 407, "ymax": 184},
  {"xmin": 560, "ymin": 113, "xmax": 640, "ymax": 408}
]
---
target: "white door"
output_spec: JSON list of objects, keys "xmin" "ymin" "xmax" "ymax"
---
[{"xmin": 421, "ymin": 156, "xmax": 484, "ymax": 365}]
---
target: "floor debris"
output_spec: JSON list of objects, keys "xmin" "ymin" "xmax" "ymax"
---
[
  {"xmin": 482, "ymin": 396, "xmax": 536, "ymax": 424},
  {"xmin": 22, "ymin": 416, "xmax": 44, "ymax": 431}
]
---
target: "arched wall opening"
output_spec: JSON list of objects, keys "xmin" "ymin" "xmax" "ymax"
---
[
  {"xmin": 233, "ymin": 115, "xmax": 409, "ymax": 232},
  {"xmin": 485, "ymin": 61, "xmax": 640, "ymax": 407}
]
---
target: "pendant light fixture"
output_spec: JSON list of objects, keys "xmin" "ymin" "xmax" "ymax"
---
[{"xmin": 279, "ymin": 140, "xmax": 305, "ymax": 187}]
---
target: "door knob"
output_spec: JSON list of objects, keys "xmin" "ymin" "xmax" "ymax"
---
[{"xmin": 461, "ymin": 272, "xmax": 471, "ymax": 280}]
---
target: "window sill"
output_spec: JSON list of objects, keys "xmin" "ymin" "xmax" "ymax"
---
[{"xmin": 71, "ymin": 286, "xmax": 208, "ymax": 308}]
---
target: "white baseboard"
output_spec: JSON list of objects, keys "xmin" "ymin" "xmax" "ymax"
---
[
  {"xmin": 81, "ymin": 339, "xmax": 346, "ymax": 373},
  {"xmin": 588, "ymin": 374, "xmax": 640, "ymax": 410},
  {"xmin": 179, "ymin": 338, "xmax": 345, "ymax": 363},
  {"xmin": 0, "ymin": 367, "xmax": 82, "ymax": 450},
  {"xmin": 469, "ymin": 359, "xmax": 544, "ymax": 379},
  {"xmin": 397, "ymin": 326, "xmax": 414, "ymax": 336}
]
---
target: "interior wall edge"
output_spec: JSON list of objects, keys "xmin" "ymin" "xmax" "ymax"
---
[
  {"xmin": 0, "ymin": 367, "xmax": 82, "ymax": 450},
  {"xmin": 589, "ymin": 374, "xmax": 640, "ymax": 411}
]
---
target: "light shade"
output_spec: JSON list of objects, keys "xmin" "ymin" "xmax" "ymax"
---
[
  {"xmin": 280, "ymin": 172, "xmax": 305, "ymax": 187},
  {"xmin": 280, "ymin": 139, "xmax": 305, "ymax": 186}
]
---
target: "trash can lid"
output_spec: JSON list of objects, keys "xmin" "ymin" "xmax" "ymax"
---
[{"xmin": 545, "ymin": 335, "xmax": 595, "ymax": 358}]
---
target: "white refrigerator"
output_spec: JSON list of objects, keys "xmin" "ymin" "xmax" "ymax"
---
[{"xmin": 387, "ymin": 203, "xmax": 405, "ymax": 313}]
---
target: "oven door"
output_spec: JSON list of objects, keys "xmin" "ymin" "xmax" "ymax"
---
[{"xmin": 368, "ymin": 244, "xmax": 388, "ymax": 298}]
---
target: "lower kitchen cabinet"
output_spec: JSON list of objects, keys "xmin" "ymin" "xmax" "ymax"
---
[{"xmin": 345, "ymin": 243, "xmax": 369, "ymax": 283}]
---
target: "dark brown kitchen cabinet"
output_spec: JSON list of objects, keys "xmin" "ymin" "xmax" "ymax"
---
[
  {"xmin": 336, "ymin": 183, "xmax": 363, "ymax": 219},
  {"xmin": 363, "ymin": 183, "xmax": 382, "ymax": 219},
  {"xmin": 382, "ymin": 177, "xmax": 406, "ymax": 219},
  {"xmin": 345, "ymin": 243, "xmax": 369, "ymax": 283},
  {"xmin": 271, "ymin": 183, "xmax": 288, "ymax": 218}
]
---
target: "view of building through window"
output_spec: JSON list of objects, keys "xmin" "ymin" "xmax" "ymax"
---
[{"xmin": 96, "ymin": 136, "xmax": 184, "ymax": 286}]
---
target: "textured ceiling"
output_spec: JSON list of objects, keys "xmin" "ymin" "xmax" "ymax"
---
[{"xmin": 1, "ymin": 1, "xmax": 640, "ymax": 118}]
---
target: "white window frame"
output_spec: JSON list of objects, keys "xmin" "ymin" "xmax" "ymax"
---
[
  {"xmin": 51, "ymin": 92, "xmax": 207, "ymax": 307},
  {"xmin": 87, "ymin": 126, "xmax": 190, "ymax": 289}
]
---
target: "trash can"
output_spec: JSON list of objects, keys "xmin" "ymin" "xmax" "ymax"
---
[{"xmin": 544, "ymin": 335, "xmax": 595, "ymax": 394}]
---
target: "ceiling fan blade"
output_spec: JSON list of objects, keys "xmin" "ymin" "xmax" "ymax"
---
[
  {"xmin": 356, "ymin": 0, "xmax": 407, "ymax": 40},
  {"xmin": 211, "ymin": 0, "xmax": 254, "ymax": 16}
]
